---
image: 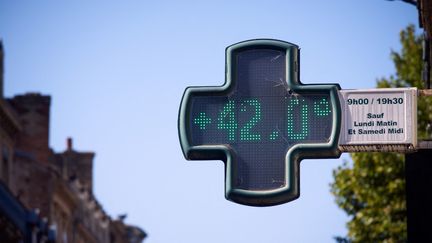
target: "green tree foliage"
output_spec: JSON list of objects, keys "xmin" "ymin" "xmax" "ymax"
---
[{"xmin": 332, "ymin": 25, "xmax": 432, "ymax": 242}]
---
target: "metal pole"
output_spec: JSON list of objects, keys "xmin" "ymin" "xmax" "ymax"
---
[{"xmin": 405, "ymin": 149, "xmax": 432, "ymax": 242}]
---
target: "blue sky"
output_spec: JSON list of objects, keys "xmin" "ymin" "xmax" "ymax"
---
[{"xmin": 0, "ymin": 1, "xmax": 418, "ymax": 242}]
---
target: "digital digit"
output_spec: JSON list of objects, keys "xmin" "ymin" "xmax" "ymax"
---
[
  {"xmin": 313, "ymin": 98, "xmax": 331, "ymax": 116},
  {"xmin": 287, "ymin": 98, "xmax": 308, "ymax": 140},
  {"xmin": 217, "ymin": 100, "xmax": 237, "ymax": 141},
  {"xmin": 240, "ymin": 99, "xmax": 262, "ymax": 141}
]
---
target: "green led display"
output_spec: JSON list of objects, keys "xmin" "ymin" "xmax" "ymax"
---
[
  {"xmin": 240, "ymin": 99, "xmax": 261, "ymax": 141},
  {"xmin": 314, "ymin": 98, "xmax": 331, "ymax": 116},
  {"xmin": 178, "ymin": 39, "xmax": 341, "ymax": 206},
  {"xmin": 269, "ymin": 130, "xmax": 279, "ymax": 140},
  {"xmin": 287, "ymin": 98, "xmax": 308, "ymax": 140},
  {"xmin": 194, "ymin": 112, "xmax": 212, "ymax": 130},
  {"xmin": 217, "ymin": 100, "xmax": 237, "ymax": 141},
  {"xmin": 191, "ymin": 97, "xmax": 331, "ymax": 143}
]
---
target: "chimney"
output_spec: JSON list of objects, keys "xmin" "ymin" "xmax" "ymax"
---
[
  {"xmin": 8, "ymin": 93, "xmax": 51, "ymax": 163},
  {"xmin": 67, "ymin": 137, "xmax": 73, "ymax": 151}
]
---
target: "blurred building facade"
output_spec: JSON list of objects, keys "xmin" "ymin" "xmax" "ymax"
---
[{"xmin": 0, "ymin": 41, "xmax": 146, "ymax": 243}]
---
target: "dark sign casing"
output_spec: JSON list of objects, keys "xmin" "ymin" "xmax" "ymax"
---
[{"xmin": 178, "ymin": 39, "xmax": 341, "ymax": 206}]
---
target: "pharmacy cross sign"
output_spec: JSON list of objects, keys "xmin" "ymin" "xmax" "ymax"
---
[{"xmin": 178, "ymin": 39, "xmax": 342, "ymax": 206}]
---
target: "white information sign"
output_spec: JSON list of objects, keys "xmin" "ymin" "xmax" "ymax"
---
[{"xmin": 339, "ymin": 88, "xmax": 417, "ymax": 151}]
